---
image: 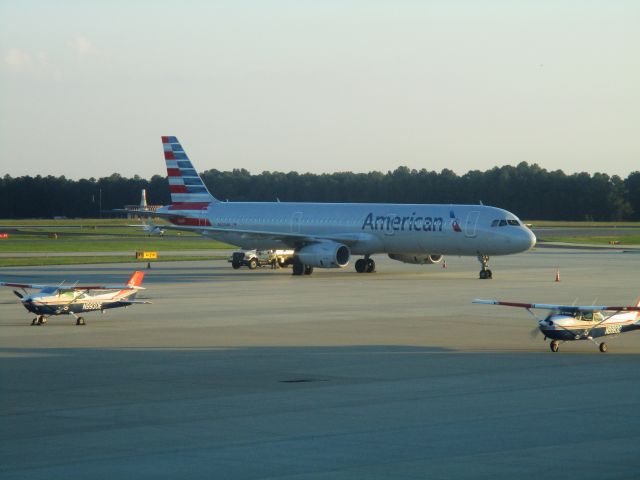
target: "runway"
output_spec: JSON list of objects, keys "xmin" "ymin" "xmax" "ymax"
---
[{"xmin": 2, "ymin": 249, "xmax": 640, "ymax": 479}]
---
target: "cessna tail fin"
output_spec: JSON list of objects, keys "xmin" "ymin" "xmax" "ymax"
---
[
  {"xmin": 161, "ymin": 136, "xmax": 218, "ymax": 206},
  {"xmin": 126, "ymin": 271, "xmax": 145, "ymax": 287}
]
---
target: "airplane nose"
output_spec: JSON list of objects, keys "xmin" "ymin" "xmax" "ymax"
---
[{"xmin": 525, "ymin": 228, "xmax": 536, "ymax": 250}]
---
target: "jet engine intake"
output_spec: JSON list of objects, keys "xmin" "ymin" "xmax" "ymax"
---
[
  {"xmin": 297, "ymin": 242, "xmax": 350, "ymax": 268},
  {"xmin": 388, "ymin": 253, "xmax": 443, "ymax": 265}
]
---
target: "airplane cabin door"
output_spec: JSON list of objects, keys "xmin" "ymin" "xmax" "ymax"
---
[
  {"xmin": 291, "ymin": 212, "xmax": 302, "ymax": 233},
  {"xmin": 464, "ymin": 211, "xmax": 480, "ymax": 238}
]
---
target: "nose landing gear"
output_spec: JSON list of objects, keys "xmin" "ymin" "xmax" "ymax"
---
[{"xmin": 478, "ymin": 254, "xmax": 492, "ymax": 279}]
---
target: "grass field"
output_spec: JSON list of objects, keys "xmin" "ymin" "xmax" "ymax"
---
[
  {"xmin": 527, "ymin": 220, "xmax": 640, "ymax": 227},
  {"xmin": 0, "ymin": 255, "xmax": 224, "ymax": 268},
  {"xmin": 0, "ymin": 234, "xmax": 229, "ymax": 253},
  {"xmin": 538, "ymin": 235, "xmax": 640, "ymax": 246},
  {"xmin": 0, "ymin": 219, "xmax": 232, "ymax": 266}
]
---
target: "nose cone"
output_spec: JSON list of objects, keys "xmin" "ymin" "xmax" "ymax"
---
[{"xmin": 523, "ymin": 227, "xmax": 536, "ymax": 250}]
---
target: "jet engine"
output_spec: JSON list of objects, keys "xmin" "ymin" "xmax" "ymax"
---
[
  {"xmin": 297, "ymin": 242, "xmax": 350, "ymax": 268},
  {"xmin": 388, "ymin": 253, "xmax": 443, "ymax": 265}
]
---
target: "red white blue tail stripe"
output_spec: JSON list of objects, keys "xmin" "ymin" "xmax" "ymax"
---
[
  {"xmin": 162, "ymin": 136, "xmax": 218, "ymax": 207},
  {"xmin": 161, "ymin": 136, "xmax": 216, "ymax": 227}
]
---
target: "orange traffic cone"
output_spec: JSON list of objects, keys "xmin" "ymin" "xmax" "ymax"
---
[{"xmin": 555, "ymin": 269, "xmax": 560, "ymax": 282}]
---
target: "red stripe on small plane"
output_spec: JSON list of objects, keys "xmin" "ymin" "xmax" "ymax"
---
[
  {"xmin": 169, "ymin": 217, "xmax": 212, "ymax": 226},
  {"xmin": 167, "ymin": 168, "xmax": 181, "ymax": 177},
  {"xmin": 164, "ymin": 151, "xmax": 175, "ymax": 160},
  {"xmin": 169, "ymin": 202, "xmax": 210, "ymax": 210},
  {"xmin": 169, "ymin": 185, "xmax": 187, "ymax": 193}
]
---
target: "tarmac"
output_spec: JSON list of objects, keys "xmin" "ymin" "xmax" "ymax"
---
[{"xmin": 2, "ymin": 248, "xmax": 640, "ymax": 479}]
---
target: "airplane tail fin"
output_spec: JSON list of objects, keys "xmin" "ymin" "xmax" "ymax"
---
[
  {"xmin": 126, "ymin": 271, "xmax": 145, "ymax": 287},
  {"xmin": 161, "ymin": 136, "xmax": 218, "ymax": 206}
]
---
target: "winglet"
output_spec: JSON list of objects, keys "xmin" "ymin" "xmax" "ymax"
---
[{"xmin": 126, "ymin": 271, "xmax": 145, "ymax": 287}]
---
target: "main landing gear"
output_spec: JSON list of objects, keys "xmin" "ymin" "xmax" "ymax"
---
[
  {"xmin": 31, "ymin": 316, "xmax": 47, "ymax": 326},
  {"xmin": 478, "ymin": 254, "xmax": 492, "ymax": 279},
  {"xmin": 549, "ymin": 339, "xmax": 608, "ymax": 353},
  {"xmin": 355, "ymin": 256, "xmax": 375, "ymax": 274},
  {"xmin": 292, "ymin": 259, "xmax": 314, "ymax": 276},
  {"xmin": 70, "ymin": 312, "xmax": 86, "ymax": 326}
]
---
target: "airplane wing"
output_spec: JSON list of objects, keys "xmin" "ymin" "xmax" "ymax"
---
[
  {"xmin": 1, "ymin": 282, "xmax": 144, "ymax": 291},
  {"xmin": 112, "ymin": 300, "xmax": 152, "ymax": 305},
  {"xmin": 0, "ymin": 282, "xmax": 49, "ymax": 290},
  {"xmin": 473, "ymin": 299, "xmax": 640, "ymax": 312},
  {"xmin": 61, "ymin": 284, "xmax": 145, "ymax": 291},
  {"xmin": 113, "ymin": 208, "xmax": 374, "ymax": 247}
]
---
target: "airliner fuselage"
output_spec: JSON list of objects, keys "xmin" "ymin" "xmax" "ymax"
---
[{"xmin": 165, "ymin": 201, "xmax": 534, "ymax": 257}]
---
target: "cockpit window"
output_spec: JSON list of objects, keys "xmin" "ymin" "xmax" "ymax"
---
[{"xmin": 492, "ymin": 219, "xmax": 521, "ymax": 227}]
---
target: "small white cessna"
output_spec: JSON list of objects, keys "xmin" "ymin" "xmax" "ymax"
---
[
  {"xmin": 140, "ymin": 136, "xmax": 536, "ymax": 279},
  {"xmin": 0, "ymin": 271, "xmax": 150, "ymax": 326},
  {"xmin": 473, "ymin": 298, "xmax": 640, "ymax": 352}
]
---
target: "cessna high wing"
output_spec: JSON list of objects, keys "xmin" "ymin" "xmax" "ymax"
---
[
  {"xmin": 473, "ymin": 298, "xmax": 640, "ymax": 352},
  {"xmin": 1, "ymin": 271, "xmax": 150, "ymax": 325},
  {"xmin": 145, "ymin": 136, "xmax": 536, "ymax": 278}
]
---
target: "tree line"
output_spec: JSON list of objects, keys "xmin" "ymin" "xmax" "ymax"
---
[{"xmin": 1, "ymin": 162, "xmax": 639, "ymax": 220}]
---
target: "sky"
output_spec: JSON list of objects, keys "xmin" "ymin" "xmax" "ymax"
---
[{"xmin": 1, "ymin": 0, "xmax": 638, "ymax": 179}]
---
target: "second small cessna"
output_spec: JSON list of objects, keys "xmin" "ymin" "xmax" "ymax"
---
[
  {"xmin": 473, "ymin": 298, "xmax": 640, "ymax": 352},
  {"xmin": 0, "ymin": 271, "xmax": 150, "ymax": 326}
]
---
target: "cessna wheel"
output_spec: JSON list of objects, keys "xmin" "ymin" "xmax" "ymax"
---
[
  {"xmin": 550, "ymin": 341, "xmax": 559, "ymax": 353},
  {"xmin": 76, "ymin": 317, "xmax": 85, "ymax": 326},
  {"xmin": 31, "ymin": 318, "xmax": 38, "ymax": 326},
  {"xmin": 599, "ymin": 342, "xmax": 608, "ymax": 353}
]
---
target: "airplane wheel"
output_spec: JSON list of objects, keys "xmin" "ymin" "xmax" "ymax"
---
[
  {"xmin": 599, "ymin": 342, "xmax": 607, "ymax": 353},
  {"xmin": 76, "ymin": 317, "xmax": 85, "ymax": 326},
  {"xmin": 304, "ymin": 265, "xmax": 314, "ymax": 275},
  {"xmin": 550, "ymin": 341, "xmax": 559, "ymax": 353},
  {"xmin": 366, "ymin": 258, "xmax": 376, "ymax": 273},
  {"xmin": 292, "ymin": 262, "xmax": 304, "ymax": 276},
  {"xmin": 248, "ymin": 259, "xmax": 258, "ymax": 270},
  {"xmin": 31, "ymin": 318, "xmax": 37, "ymax": 326},
  {"xmin": 355, "ymin": 259, "xmax": 366, "ymax": 273},
  {"xmin": 479, "ymin": 269, "xmax": 493, "ymax": 279}
]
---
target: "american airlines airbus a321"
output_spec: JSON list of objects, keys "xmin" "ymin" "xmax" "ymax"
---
[{"xmin": 147, "ymin": 136, "xmax": 536, "ymax": 278}]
